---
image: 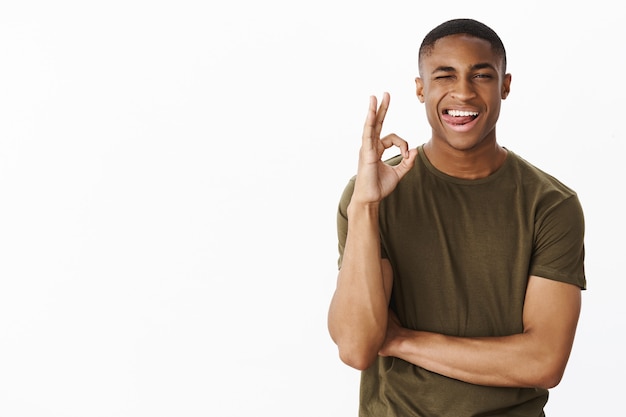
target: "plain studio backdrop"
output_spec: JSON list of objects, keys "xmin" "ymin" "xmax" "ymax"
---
[{"xmin": 0, "ymin": 1, "xmax": 623, "ymax": 416}]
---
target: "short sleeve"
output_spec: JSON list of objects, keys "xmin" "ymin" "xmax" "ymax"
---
[
  {"xmin": 336, "ymin": 177, "xmax": 355, "ymax": 269},
  {"xmin": 530, "ymin": 194, "xmax": 586, "ymax": 289}
]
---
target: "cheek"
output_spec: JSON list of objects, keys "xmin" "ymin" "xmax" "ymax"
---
[{"xmin": 424, "ymin": 105, "xmax": 441, "ymax": 128}]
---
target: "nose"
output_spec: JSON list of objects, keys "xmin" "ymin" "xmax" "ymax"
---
[{"xmin": 450, "ymin": 79, "xmax": 476, "ymax": 101}]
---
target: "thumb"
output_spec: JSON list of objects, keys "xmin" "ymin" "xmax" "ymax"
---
[{"xmin": 392, "ymin": 148, "xmax": 418, "ymax": 179}]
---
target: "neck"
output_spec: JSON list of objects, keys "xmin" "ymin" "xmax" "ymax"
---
[{"xmin": 423, "ymin": 138, "xmax": 507, "ymax": 180}]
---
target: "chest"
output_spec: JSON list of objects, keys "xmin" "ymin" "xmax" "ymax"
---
[{"xmin": 378, "ymin": 178, "xmax": 535, "ymax": 336}]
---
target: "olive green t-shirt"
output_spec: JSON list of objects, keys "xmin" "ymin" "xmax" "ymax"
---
[{"xmin": 336, "ymin": 146, "xmax": 586, "ymax": 417}]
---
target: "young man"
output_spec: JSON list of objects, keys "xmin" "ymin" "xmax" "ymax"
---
[{"xmin": 328, "ymin": 19, "xmax": 586, "ymax": 416}]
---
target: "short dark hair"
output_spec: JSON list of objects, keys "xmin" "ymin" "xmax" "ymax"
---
[{"xmin": 419, "ymin": 18, "xmax": 507, "ymax": 73}]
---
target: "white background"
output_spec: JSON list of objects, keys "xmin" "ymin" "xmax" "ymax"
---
[{"xmin": 1, "ymin": 1, "xmax": 623, "ymax": 416}]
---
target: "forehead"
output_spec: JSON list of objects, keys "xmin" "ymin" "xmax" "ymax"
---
[{"xmin": 420, "ymin": 34, "xmax": 503, "ymax": 72}]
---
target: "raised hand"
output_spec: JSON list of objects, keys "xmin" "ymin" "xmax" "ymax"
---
[{"xmin": 351, "ymin": 92, "xmax": 418, "ymax": 206}]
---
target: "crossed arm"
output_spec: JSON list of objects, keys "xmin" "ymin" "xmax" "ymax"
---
[
  {"xmin": 378, "ymin": 273, "xmax": 581, "ymax": 389},
  {"xmin": 330, "ymin": 249, "xmax": 581, "ymax": 390}
]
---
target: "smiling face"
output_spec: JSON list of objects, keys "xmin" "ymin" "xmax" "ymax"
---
[{"xmin": 416, "ymin": 34, "xmax": 511, "ymax": 153}]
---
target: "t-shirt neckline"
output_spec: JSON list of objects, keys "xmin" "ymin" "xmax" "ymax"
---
[{"xmin": 417, "ymin": 144, "xmax": 512, "ymax": 186}]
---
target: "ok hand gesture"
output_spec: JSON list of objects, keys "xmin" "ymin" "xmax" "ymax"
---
[{"xmin": 351, "ymin": 92, "xmax": 418, "ymax": 206}]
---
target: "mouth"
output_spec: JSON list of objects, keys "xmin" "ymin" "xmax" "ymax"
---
[{"xmin": 442, "ymin": 109, "xmax": 479, "ymax": 126}]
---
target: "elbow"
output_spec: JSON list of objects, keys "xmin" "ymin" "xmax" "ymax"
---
[
  {"xmin": 331, "ymin": 332, "xmax": 381, "ymax": 371},
  {"xmin": 533, "ymin": 367, "xmax": 565, "ymax": 390},
  {"xmin": 338, "ymin": 346, "xmax": 378, "ymax": 371},
  {"xmin": 526, "ymin": 356, "xmax": 568, "ymax": 389},
  {"xmin": 328, "ymin": 319, "xmax": 384, "ymax": 371}
]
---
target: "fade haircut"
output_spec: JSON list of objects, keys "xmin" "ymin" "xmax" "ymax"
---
[{"xmin": 418, "ymin": 18, "xmax": 507, "ymax": 74}]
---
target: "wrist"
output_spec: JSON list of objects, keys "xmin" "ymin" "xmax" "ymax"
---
[{"xmin": 347, "ymin": 200, "xmax": 380, "ymax": 218}]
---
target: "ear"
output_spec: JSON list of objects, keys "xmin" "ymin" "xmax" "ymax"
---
[
  {"xmin": 415, "ymin": 77, "xmax": 425, "ymax": 103},
  {"xmin": 501, "ymin": 73, "xmax": 512, "ymax": 99}
]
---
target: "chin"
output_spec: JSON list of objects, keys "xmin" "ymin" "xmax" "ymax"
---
[{"xmin": 443, "ymin": 137, "xmax": 483, "ymax": 152}]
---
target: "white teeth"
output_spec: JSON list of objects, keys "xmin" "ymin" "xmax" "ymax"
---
[{"xmin": 447, "ymin": 110, "xmax": 478, "ymax": 117}]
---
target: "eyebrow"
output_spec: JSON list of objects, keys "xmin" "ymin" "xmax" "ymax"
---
[{"xmin": 431, "ymin": 62, "xmax": 497, "ymax": 74}]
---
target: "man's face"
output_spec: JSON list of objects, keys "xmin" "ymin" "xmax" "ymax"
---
[{"xmin": 416, "ymin": 34, "xmax": 511, "ymax": 152}]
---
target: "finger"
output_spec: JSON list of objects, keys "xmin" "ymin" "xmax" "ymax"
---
[
  {"xmin": 361, "ymin": 95, "xmax": 378, "ymax": 149},
  {"xmin": 373, "ymin": 92, "xmax": 390, "ymax": 139},
  {"xmin": 380, "ymin": 133, "xmax": 409, "ymax": 156}
]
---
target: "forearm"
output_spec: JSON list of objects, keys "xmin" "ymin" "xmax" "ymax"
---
[
  {"xmin": 385, "ymin": 329, "xmax": 552, "ymax": 387},
  {"xmin": 328, "ymin": 203, "xmax": 390, "ymax": 370}
]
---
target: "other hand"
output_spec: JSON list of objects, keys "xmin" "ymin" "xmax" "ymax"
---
[{"xmin": 379, "ymin": 309, "xmax": 405, "ymax": 358}]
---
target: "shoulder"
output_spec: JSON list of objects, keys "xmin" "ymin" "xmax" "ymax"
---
[
  {"xmin": 506, "ymin": 151, "xmax": 579, "ymax": 203},
  {"xmin": 338, "ymin": 175, "xmax": 357, "ymax": 210}
]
